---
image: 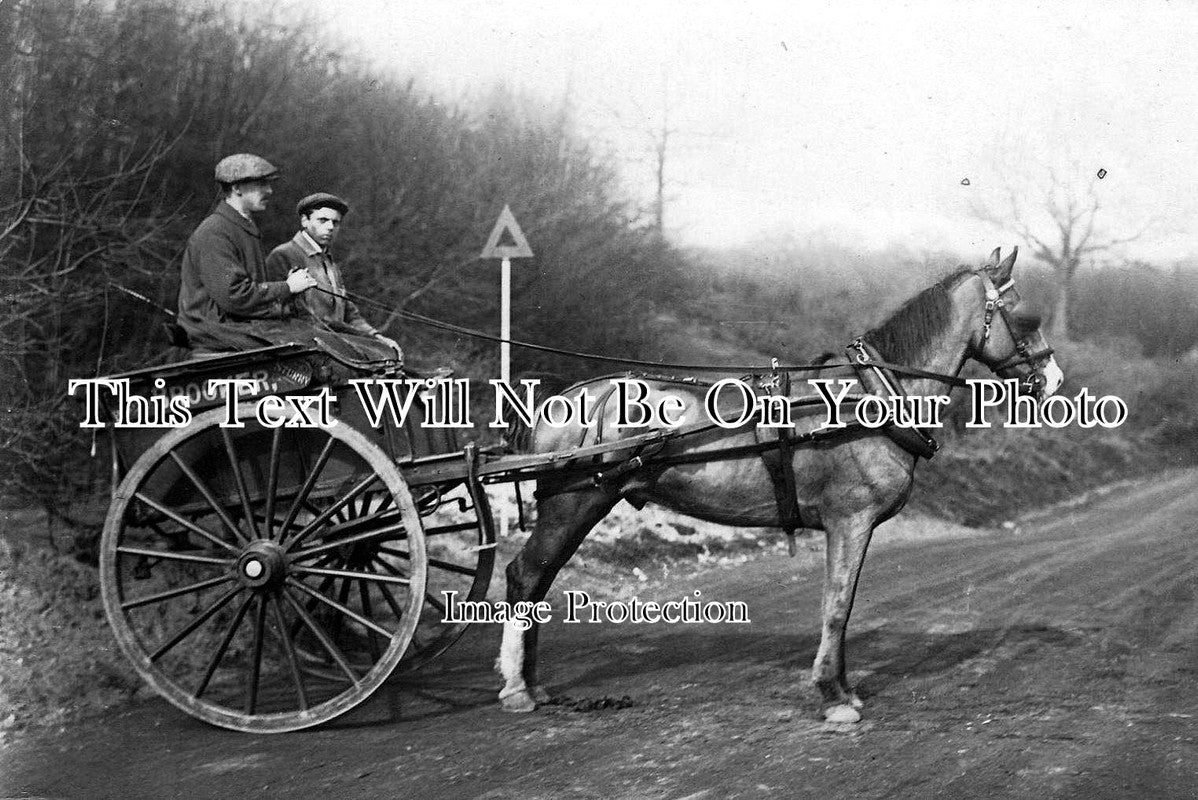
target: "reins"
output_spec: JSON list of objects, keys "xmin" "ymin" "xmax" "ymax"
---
[
  {"xmin": 845, "ymin": 340, "xmax": 969, "ymax": 389},
  {"xmin": 327, "ymin": 285, "xmax": 978, "ymax": 388},
  {"xmin": 106, "ymin": 267, "xmax": 1045, "ymax": 394}
]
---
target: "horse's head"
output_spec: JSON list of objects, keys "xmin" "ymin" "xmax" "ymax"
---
[{"xmin": 969, "ymin": 247, "xmax": 1064, "ymax": 399}]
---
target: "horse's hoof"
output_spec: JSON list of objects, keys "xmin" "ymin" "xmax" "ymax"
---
[
  {"xmin": 499, "ymin": 690, "xmax": 537, "ymax": 713},
  {"xmin": 530, "ymin": 685, "xmax": 552, "ymax": 704},
  {"xmin": 823, "ymin": 703, "xmax": 862, "ymax": 724}
]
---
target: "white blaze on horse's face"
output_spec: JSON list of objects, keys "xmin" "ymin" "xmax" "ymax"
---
[
  {"xmin": 1023, "ymin": 329, "xmax": 1064, "ymax": 397},
  {"xmin": 1041, "ymin": 355, "xmax": 1064, "ymax": 396},
  {"xmin": 999, "ymin": 328, "xmax": 1064, "ymax": 399}
]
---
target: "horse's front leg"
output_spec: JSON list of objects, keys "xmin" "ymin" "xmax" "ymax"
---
[
  {"xmin": 812, "ymin": 514, "xmax": 874, "ymax": 723},
  {"xmin": 497, "ymin": 617, "xmax": 545, "ymax": 711},
  {"xmin": 496, "ymin": 486, "xmax": 617, "ymax": 712}
]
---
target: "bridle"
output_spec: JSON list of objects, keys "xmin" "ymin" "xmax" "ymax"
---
[
  {"xmin": 977, "ymin": 271, "xmax": 1056, "ymax": 396},
  {"xmin": 848, "ymin": 269, "xmax": 1056, "ymax": 398}
]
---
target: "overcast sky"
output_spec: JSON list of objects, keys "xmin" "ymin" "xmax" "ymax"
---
[{"xmin": 314, "ymin": 0, "xmax": 1198, "ymax": 263}]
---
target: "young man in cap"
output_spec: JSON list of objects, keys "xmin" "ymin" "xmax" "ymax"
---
[
  {"xmin": 266, "ymin": 192, "xmax": 402, "ymax": 362},
  {"xmin": 176, "ymin": 153, "xmax": 319, "ymax": 351}
]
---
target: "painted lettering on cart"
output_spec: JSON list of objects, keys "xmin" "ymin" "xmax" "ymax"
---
[{"xmin": 166, "ymin": 368, "xmax": 272, "ymax": 407}]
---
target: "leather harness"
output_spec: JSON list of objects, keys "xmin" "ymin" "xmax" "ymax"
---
[{"xmin": 528, "ymin": 271, "xmax": 1055, "ymax": 552}]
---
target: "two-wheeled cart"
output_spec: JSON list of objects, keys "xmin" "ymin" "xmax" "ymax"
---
[
  {"xmin": 95, "ymin": 344, "xmax": 707, "ymax": 732},
  {"xmin": 95, "ymin": 338, "xmax": 888, "ymax": 733}
]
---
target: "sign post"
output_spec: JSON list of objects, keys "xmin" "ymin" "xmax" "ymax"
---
[
  {"xmin": 500, "ymin": 256, "xmax": 511, "ymax": 386},
  {"xmin": 480, "ymin": 205, "xmax": 534, "ymax": 541},
  {"xmin": 480, "ymin": 205, "xmax": 534, "ymax": 386}
]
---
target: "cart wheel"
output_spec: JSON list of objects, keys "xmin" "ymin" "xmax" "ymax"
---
[
  {"xmin": 100, "ymin": 404, "xmax": 426, "ymax": 733},
  {"xmin": 401, "ymin": 472, "xmax": 496, "ymax": 669}
]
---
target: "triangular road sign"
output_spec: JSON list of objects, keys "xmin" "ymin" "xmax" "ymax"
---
[{"xmin": 480, "ymin": 205, "xmax": 534, "ymax": 259}]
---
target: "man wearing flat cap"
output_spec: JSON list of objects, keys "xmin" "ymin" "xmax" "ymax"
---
[
  {"xmin": 266, "ymin": 192, "xmax": 402, "ymax": 361},
  {"xmin": 176, "ymin": 153, "xmax": 319, "ymax": 351}
]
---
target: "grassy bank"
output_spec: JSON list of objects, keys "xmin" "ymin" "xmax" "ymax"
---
[{"xmin": 0, "ymin": 532, "xmax": 138, "ymax": 739}]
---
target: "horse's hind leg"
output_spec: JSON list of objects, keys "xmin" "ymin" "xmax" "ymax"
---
[
  {"xmin": 498, "ymin": 486, "xmax": 617, "ymax": 712},
  {"xmin": 812, "ymin": 514, "xmax": 874, "ymax": 723}
]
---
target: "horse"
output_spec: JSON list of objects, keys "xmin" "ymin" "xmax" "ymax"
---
[{"xmin": 495, "ymin": 247, "xmax": 1063, "ymax": 723}]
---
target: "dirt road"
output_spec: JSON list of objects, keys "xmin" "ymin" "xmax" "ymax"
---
[{"xmin": 3, "ymin": 471, "xmax": 1197, "ymax": 799}]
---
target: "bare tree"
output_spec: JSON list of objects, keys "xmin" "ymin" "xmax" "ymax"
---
[
  {"xmin": 973, "ymin": 165, "xmax": 1155, "ymax": 340},
  {"xmin": 580, "ymin": 67, "xmax": 680, "ymax": 237},
  {"xmin": 649, "ymin": 71, "xmax": 673, "ymax": 235}
]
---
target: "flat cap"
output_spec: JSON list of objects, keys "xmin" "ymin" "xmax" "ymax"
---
[
  {"xmin": 296, "ymin": 192, "xmax": 350, "ymax": 216},
  {"xmin": 214, "ymin": 153, "xmax": 279, "ymax": 183}
]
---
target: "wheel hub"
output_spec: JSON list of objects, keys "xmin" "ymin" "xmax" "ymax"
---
[{"xmin": 236, "ymin": 540, "xmax": 287, "ymax": 588}]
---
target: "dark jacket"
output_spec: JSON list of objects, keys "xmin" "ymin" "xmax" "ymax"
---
[
  {"xmin": 177, "ymin": 202, "xmax": 295, "ymax": 350},
  {"xmin": 265, "ymin": 232, "xmax": 376, "ymax": 337}
]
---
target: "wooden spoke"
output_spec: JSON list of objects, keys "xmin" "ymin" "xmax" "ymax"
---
[
  {"xmin": 167, "ymin": 451, "xmax": 249, "ymax": 546},
  {"xmin": 284, "ymin": 472, "xmax": 382, "ymax": 551},
  {"xmin": 116, "ymin": 545, "xmax": 230, "ymax": 567},
  {"xmin": 132, "ymin": 492, "xmax": 240, "ymax": 554},
  {"xmin": 264, "ymin": 426, "xmax": 283, "ymax": 540},
  {"xmin": 276, "ymin": 435, "xmax": 337, "ymax": 541},
  {"xmin": 245, "ymin": 594, "xmax": 268, "ymax": 714},
  {"xmin": 372, "ymin": 492, "xmax": 394, "ymax": 515},
  {"xmin": 270, "ymin": 593, "xmax": 308, "ymax": 711},
  {"xmin": 221, "ymin": 426, "xmax": 261, "ymax": 540},
  {"xmin": 290, "ymin": 564, "xmax": 411, "ymax": 586},
  {"xmin": 281, "ymin": 587, "xmax": 362, "ymax": 685},
  {"xmin": 377, "ymin": 546, "xmax": 475, "ymax": 579},
  {"xmin": 368, "ymin": 562, "xmax": 407, "ymax": 621},
  {"xmin": 376, "ymin": 545, "xmax": 410, "ymax": 561},
  {"xmin": 149, "ymin": 585, "xmax": 243, "ymax": 662},
  {"xmin": 121, "ymin": 574, "xmax": 234, "ymax": 610},
  {"xmin": 286, "ymin": 558, "xmax": 341, "ymax": 647},
  {"xmin": 291, "ymin": 509, "xmax": 406, "ymax": 545},
  {"xmin": 373, "ymin": 555, "xmax": 440, "ymax": 612},
  {"xmin": 371, "ymin": 555, "xmax": 409, "ymax": 579},
  {"xmin": 359, "ymin": 581, "xmax": 382, "ymax": 662},
  {"xmin": 193, "ymin": 593, "xmax": 256, "ymax": 700},
  {"xmin": 329, "ymin": 568, "xmax": 355, "ymax": 650},
  {"xmin": 423, "ymin": 589, "xmax": 447, "ymax": 615},
  {"xmin": 289, "ymin": 524, "xmax": 408, "ymax": 561},
  {"xmin": 285, "ymin": 577, "xmax": 394, "ymax": 640}
]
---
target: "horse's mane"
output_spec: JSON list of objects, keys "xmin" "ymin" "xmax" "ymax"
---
[{"xmin": 861, "ymin": 268, "xmax": 973, "ymax": 365}]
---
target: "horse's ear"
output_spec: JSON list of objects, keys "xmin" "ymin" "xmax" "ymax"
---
[
  {"xmin": 986, "ymin": 247, "xmax": 1001, "ymax": 268},
  {"xmin": 993, "ymin": 245, "xmax": 1018, "ymax": 282}
]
